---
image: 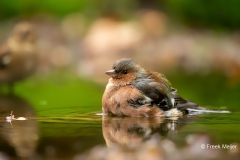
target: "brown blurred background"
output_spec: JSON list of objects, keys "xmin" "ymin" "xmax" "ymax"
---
[{"xmin": 1, "ymin": 0, "xmax": 240, "ymax": 83}]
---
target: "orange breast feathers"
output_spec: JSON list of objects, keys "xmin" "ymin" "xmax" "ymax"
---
[{"xmin": 102, "ymin": 85, "xmax": 164, "ymax": 117}]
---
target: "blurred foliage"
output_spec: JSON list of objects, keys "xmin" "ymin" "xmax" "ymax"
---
[
  {"xmin": 164, "ymin": 0, "xmax": 240, "ymax": 30},
  {"xmin": 167, "ymin": 71, "xmax": 240, "ymax": 110},
  {"xmin": 1, "ymin": 0, "xmax": 240, "ymax": 30},
  {"xmin": 0, "ymin": 0, "xmax": 95, "ymax": 19},
  {"xmin": 12, "ymin": 73, "xmax": 104, "ymax": 117},
  {"xmin": 0, "ymin": 0, "xmax": 137, "ymax": 19}
]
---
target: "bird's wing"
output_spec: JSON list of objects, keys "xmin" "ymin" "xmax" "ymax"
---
[
  {"xmin": 153, "ymin": 72, "xmax": 172, "ymax": 87},
  {"xmin": 133, "ymin": 71, "xmax": 175, "ymax": 107}
]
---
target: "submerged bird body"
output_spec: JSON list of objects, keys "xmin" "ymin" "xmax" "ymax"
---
[
  {"xmin": 0, "ymin": 22, "xmax": 37, "ymax": 84},
  {"xmin": 102, "ymin": 58, "xmax": 190, "ymax": 117}
]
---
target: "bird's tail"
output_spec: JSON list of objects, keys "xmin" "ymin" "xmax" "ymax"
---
[{"xmin": 160, "ymin": 94, "xmax": 230, "ymax": 115}]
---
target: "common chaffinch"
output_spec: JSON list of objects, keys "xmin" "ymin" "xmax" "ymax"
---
[{"xmin": 102, "ymin": 58, "xmax": 198, "ymax": 117}]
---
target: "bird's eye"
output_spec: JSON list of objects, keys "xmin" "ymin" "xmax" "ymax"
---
[{"xmin": 123, "ymin": 70, "xmax": 127, "ymax": 74}]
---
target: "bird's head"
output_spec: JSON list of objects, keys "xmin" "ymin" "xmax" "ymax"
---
[
  {"xmin": 12, "ymin": 22, "xmax": 36, "ymax": 43},
  {"xmin": 105, "ymin": 58, "xmax": 142, "ymax": 85}
]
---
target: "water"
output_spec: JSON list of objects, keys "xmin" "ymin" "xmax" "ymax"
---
[
  {"xmin": 0, "ymin": 73, "xmax": 240, "ymax": 159},
  {"xmin": 1, "ymin": 111, "xmax": 240, "ymax": 159}
]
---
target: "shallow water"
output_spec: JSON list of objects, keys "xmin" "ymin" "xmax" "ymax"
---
[
  {"xmin": 0, "ymin": 73, "xmax": 240, "ymax": 159},
  {"xmin": 1, "ymin": 107, "xmax": 240, "ymax": 159}
]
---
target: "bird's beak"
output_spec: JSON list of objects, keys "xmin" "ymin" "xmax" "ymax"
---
[{"xmin": 105, "ymin": 69, "xmax": 117, "ymax": 77}]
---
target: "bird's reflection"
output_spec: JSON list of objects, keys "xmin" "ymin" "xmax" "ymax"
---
[
  {"xmin": 102, "ymin": 116, "xmax": 197, "ymax": 149},
  {"xmin": 0, "ymin": 94, "xmax": 39, "ymax": 159}
]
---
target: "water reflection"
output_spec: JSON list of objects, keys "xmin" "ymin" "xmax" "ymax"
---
[
  {"xmin": 72, "ymin": 115, "xmax": 239, "ymax": 160},
  {"xmin": 0, "ymin": 94, "xmax": 39, "ymax": 159},
  {"xmin": 102, "ymin": 116, "xmax": 197, "ymax": 149}
]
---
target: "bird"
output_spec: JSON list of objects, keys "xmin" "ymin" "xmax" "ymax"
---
[
  {"xmin": 0, "ymin": 21, "xmax": 37, "ymax": 91},
  {"xmin": 102, "ymin": 58, "xmax": 200, "ymax": 117}
]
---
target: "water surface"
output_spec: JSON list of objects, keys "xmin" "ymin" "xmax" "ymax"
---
[{"xmin": 0, "ymin": 73, "xmax": 239, "ymax": 159}]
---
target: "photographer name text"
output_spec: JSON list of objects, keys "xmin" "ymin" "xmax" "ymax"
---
[{"xmin": 201, "ymin": 144, "xmax": 237, "ymax": 150}]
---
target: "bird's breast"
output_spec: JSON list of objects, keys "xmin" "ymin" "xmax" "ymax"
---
[
  {"xmin": 105, "ymin": 80, "xmax": 114, "ymax": 90},
  {"xmin": 103, "ymin": 84, "xmax": 136, "ymax": 103},
  {"xmin": 102, "ymin": 84, "xmax": 153, "ymax": 116}
]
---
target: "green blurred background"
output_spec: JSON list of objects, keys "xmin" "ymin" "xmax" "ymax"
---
[{"xmin": 1, "ymin": 0, "xmax": 240, "ymax": 29}]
